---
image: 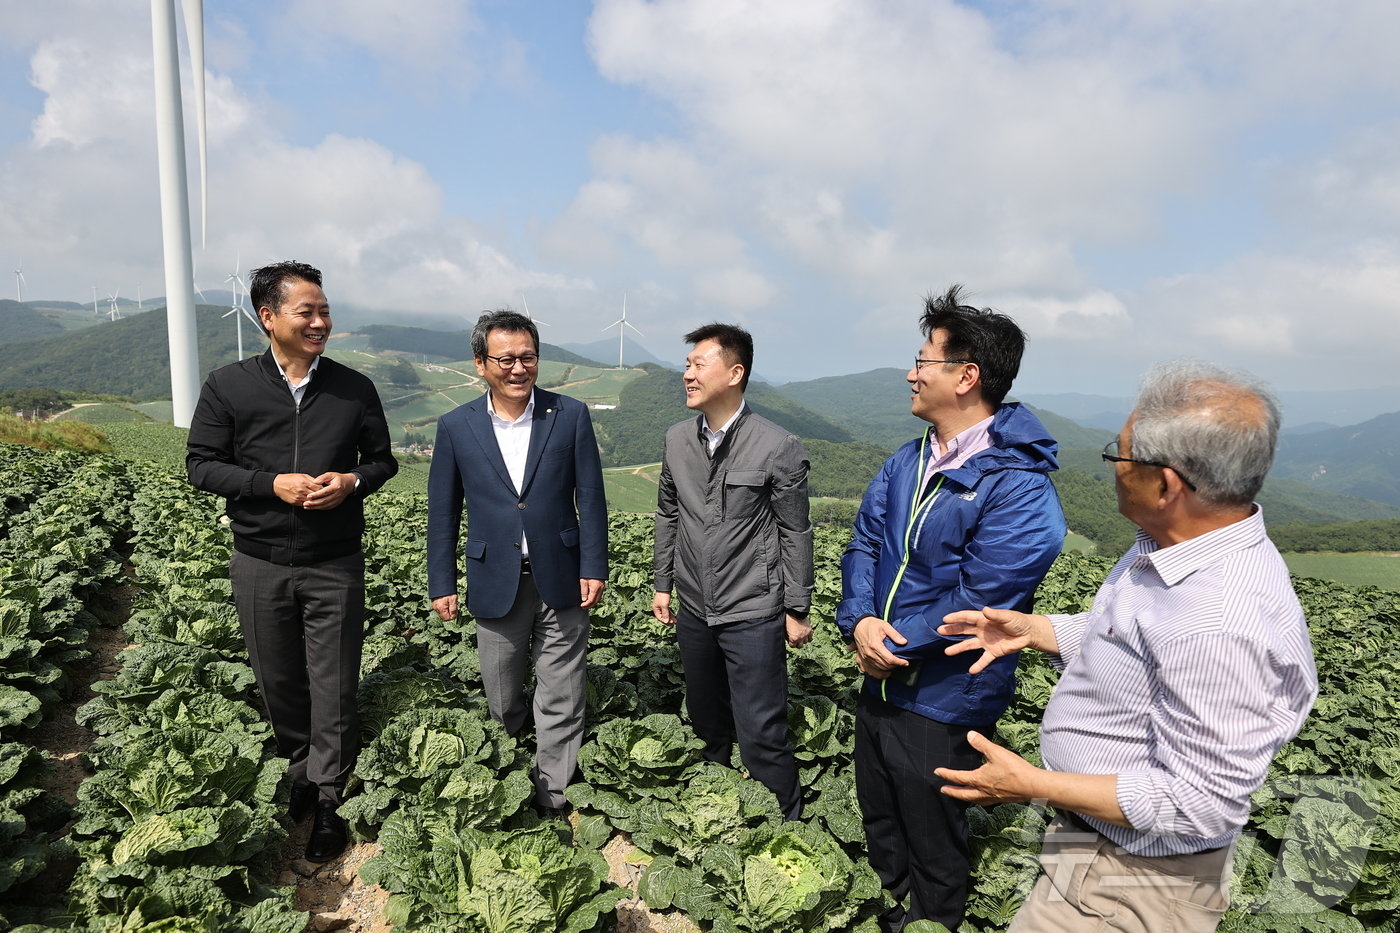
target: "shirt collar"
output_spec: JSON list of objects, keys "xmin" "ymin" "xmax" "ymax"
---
[
  {"xmin": 707, "ymin": 400, "xmax": 746, "ymax": 436},
  {"xmin": 935, "ymin": 414, "xmax": 993, "ymax": 460},
  {"xmin": 1137, "ymin": 506, "xmax": 1269, "ymax": 586},
  {"xmin": 272, "ymin": 354, "xmax": 320, "ymax": 386},
  {"xmin": 487, "ymin": 388, "xmax": 535, "ymax": 425}
]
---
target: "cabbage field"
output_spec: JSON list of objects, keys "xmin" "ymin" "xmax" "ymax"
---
[{"xmin": 2, "ymin": 439, "xmax": 1398, "ymax": 932}]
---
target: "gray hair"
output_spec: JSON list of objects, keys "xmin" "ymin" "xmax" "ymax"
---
[
  {"xmin": 470, "ymin": 309, "xmax": 539, "ymax": 360},
  {"xmin": 1130, "ymin": 361, "xmax": 1280, "ymax": 508}
]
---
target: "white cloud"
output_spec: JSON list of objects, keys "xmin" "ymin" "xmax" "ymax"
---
[{"xmin": 0, "ymin": 2, "xmax": 594, "ymax": 332}]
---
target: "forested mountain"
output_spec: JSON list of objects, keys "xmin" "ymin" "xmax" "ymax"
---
[
  {"xmin": 362, "ymin": 324, "xmax": 606, "ymax": 368},
  {"xmin": 0, "ymin": 300, "xmax": 66, "ymax": 345},
  {"xmin": 0, "ymin": 305, "xmax": 244, "ymax": 398},
  {"xmin": 775, "ymin": 367, "xmax": 1112, "ymax": 452},
  {"xmin": 1273, "ymin": 411, "xmax": 1400, "ymax": 507},
  {"xmin": 775, "ymin": 368, "xmax": 925, "ymax": 451},
  {"xmin": 590, "ymin": 366, "xmax": 856, "ymax": 468}
]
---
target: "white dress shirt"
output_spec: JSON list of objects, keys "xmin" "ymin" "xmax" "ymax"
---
[{"xmin": 487, "ymin": 389, "xmax": 534, "ymax": 557}]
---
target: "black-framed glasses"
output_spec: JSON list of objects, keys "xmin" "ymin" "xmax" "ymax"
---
[
  {"xmin": 482, "ymin": 353, "xmax": 540, "ymax": 370},
  {"xmin": 914, "ymin": 357, "xmax": 971, "ymax": 371},
  {"xmin": 1101, "ymin": 439, "xmax": 1198, "ymax": 492}
]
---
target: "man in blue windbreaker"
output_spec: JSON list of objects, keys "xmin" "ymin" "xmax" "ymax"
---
[{"xmin": 838, "ymin": 285, "xmax": 1065, "ymax": 932}]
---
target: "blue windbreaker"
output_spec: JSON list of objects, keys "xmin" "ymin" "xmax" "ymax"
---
[{"xmin": 837, "ymin": 402, "xmax": 1066, "ymax": 725}]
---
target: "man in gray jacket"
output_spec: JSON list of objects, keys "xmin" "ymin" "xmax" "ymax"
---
[{"xmin": 652, "ymin": 323, "xmax": 814, "ymax": 820}]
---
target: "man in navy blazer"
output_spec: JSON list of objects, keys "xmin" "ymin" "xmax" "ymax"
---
[{"xmin": 427, "ymin": 309, "xmax": 608, "ymax": 818}]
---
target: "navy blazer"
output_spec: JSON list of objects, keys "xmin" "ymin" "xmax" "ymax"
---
[{"xmin": 427, "ymin": 388, "xmax": 608, "ymax": 619}]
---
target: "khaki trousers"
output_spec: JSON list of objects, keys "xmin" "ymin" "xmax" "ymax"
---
[{"xmin": 1010, "ymin": 814, "xmax": 1232, "ymax": 933}]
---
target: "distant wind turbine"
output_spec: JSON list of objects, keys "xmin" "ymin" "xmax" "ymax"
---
[
  {"xmin": 13, "ymin": 260, "xmax": 24, "ymax": 302},
  {"xmin": 91, "ymin": 285, "xmax": 100, "ymax": 316},
  {"xmin": 520, "ymin": 292, "xmax": 549, "ymax": 327},
  {"xmin": 106, "ymin": 290, "xmax": 122, "ymax": 322},
  {"xmin": 221, "ymin": 256, "xmax": 258, "ymax": 359},
  {"xmin": 150, "ymin": 0, "xmax": 208, "ymax": 428},
  {"xmin": 137, "ymin": 283, "xmax": 143, "ymax": 311},
  {"xmin": 601, "ymin": 293, "xmax": 642, "ymax": 369}
]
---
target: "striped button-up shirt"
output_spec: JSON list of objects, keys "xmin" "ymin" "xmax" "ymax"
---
[{"xmin": 1042, "ymin": 507, "xmax": 1317, "ymax": 856}]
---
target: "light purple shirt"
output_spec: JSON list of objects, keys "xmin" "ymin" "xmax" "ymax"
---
[
  {"xmin": 1042, "ymin": 507, "xmax": 1317, "ymax": 856},
  {"xmin": 922, "ymin": 414, "xmax": 994, "ymax": 488}
]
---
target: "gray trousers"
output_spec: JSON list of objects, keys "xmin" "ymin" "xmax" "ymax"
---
[
  {"xmin": 1010, "ymin": 814, "xmax": 1232, "ymax": 933},
  {"xmin": 475, "ymin": 568, "xmax": 589, "ymax": 810},
  {"xmin": 230, "ymin": 550, "xmax": 364, "ymax": 804}
]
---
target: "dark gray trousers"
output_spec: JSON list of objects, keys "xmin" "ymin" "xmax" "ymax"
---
[
  {"xmin": 675, "ymin": 608, "xmax": 802, "ymax": 819},
  {"xmin": 474, "ymin": 568, "xmax": 589, "ymax": 810},
  {"xmin": 230, "ymin": 550, "xmax": 364, "ymax": 804}
]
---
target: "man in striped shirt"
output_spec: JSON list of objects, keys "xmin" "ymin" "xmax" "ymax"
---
[{"xmin": 936, "ymin": 361, "xmax": 1317, "ymax": 933}]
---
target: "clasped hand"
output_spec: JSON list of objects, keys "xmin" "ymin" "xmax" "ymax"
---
[{"xmin": 274, "ymin": 472, "xmax": 355, "ymax": 510}]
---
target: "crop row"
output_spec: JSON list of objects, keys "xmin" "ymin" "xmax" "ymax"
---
[
  {"xmin": 0, "ymin": 446, "xmax": 129, "ymax": 927},
  {"xmin": 3, "ymin": 440, "xmax": 1400, "ymax": 932}
]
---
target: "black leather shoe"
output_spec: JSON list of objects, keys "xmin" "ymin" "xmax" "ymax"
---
[
  {"xmin": 305, "ymin": 800, "xmax": 348, "ymax": 862},
  {"xmin": 288, "ymin": 783, "xmax": 317, "ymax": 823},
  {"xmin": 534, "ymin": 801, "xmax": 572, "ymax": 824}
]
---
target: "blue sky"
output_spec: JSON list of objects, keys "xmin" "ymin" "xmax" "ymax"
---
[{"xmin": 2, "ymin": 0, "xmax": 1399, "ymax": 403}]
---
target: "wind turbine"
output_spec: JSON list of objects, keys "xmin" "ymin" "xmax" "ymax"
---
[
  {"xmin": 92, "ymin": 285, "xmax": 100, "ymax": 316},
  {"xmin": 601, "ymin": 293, "xmax": 642, "ymax": 370},
  {"xmin": 222, "ymin": 258, "xmax": 257, "ymax": 359},
  {"xmin": 150, "ymin": 0, "xmax": 208, "ymax": 428},
  {"xmin": 106, "ymin": 290, "xmax": 122, "ymax": 322},
  {"xmin": 13, "ymin": 260, "xmax": 24, "ymax": 302},
  {"xmin": 137, "ymin": 283, "xmax": 143, "ymax": 311},
  {"xmin": 520, "ymin": 292, "xmax": 549, "ymax": 327}
]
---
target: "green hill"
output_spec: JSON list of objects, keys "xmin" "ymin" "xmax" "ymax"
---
[
  {"xmin": 1272, "ymin": 411, "xmax": 1400, "ymax": 507},
  {"xmin": 0, "ymin": 300, "xmax": 66, "ymax": 345},
  {"xmin": 0, "ymin": 305, "xmax": 250, "ymax": 399},
  {"xmin": 361, "ymin": 324, "xmax": 609, "ymax": 369},
  {"xmin": 591, "ymin": 366, "xmax": 857, "ymax": 467},
  {"xmin": 776, "ymin": 368, "xmax": 923, "ymax": 451},
  {"xmin": 775, "ymin": 368, "xmax": 1111, "ymax": 453}
]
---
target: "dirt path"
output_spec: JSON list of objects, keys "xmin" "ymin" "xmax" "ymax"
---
[
  {"xmin": 25, "ymin": 577, "xmax": 137, "ymax": 898},
  {"xmin": 276, "ymin": 838, "xmax": 391, "ymax": 933}
]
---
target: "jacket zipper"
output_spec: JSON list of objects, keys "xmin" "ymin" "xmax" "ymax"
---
[
  {"xmin": 880, "ymin": 428, "xmax": 944, "ymax": 700},
  {"xmin": 289, "ymin": 400, "xmax": 300, "ymax": 564}
]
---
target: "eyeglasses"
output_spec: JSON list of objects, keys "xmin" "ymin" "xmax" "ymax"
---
[
  {"xmin": 913, "ymin": 357, "xmax": 970, "ymax": 371},
  {"xmin": 482, "ymin": 353, "xmax": 540, "ymax": 370},
  {"xmin": 1101, "ymin": 439, "xmax": 1198, "ymax": 492}
]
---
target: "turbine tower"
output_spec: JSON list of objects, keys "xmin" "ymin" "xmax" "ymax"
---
[
  {"xmin": 106, "ymin": 290, "xmax": 122, "ymax": 322},
  {"xmin": 13, "ymin": 260, "xmax": 24, "ymax": 302},
  {"xmin": 150, "ymin": 0, "xmax": 208, "ymax": 428},
  {"xmin": 600, "ymin": 293, "xmax": 642, "ymax": 369},
  {"xmin": 92, "ymin": 285, "xmax": 100, "ymax": 316}
]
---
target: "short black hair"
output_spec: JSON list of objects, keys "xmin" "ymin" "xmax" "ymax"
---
[
  {"xmin": 919, "ymin": 284, "xmax": 1026, "ymax": 406},
  {"xmin": 248, "ymin": 261, "xmax": 323, "ymax": 337},
  {"xmin": 684, "ymin": 322, "xmax": 754, "ymax": 391},
  {"xmin": 471, "ymin": 309, "xmax": 540, "ymax": 360}
]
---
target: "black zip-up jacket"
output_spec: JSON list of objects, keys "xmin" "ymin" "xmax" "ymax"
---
[{"xmin": 186, "ymin": 348, "xmax": 398, "ymax": 564}]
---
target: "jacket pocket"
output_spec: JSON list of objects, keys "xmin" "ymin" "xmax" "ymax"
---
[
  {"xmin": 466, "ymin": 539, "xmax": 486, "ymax": 561},
  {"xmin": 559, "ymin": 526, "xmax": 580, "ymax": 549},
  {"xmin": 722, "ymin": 469, "xmax": 768, "ymax": 521}
]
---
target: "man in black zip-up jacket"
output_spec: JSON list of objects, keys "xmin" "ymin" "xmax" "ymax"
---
[{"xmin": 186, "ymin": 260, "xmax": 396, "ymax": 862}]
